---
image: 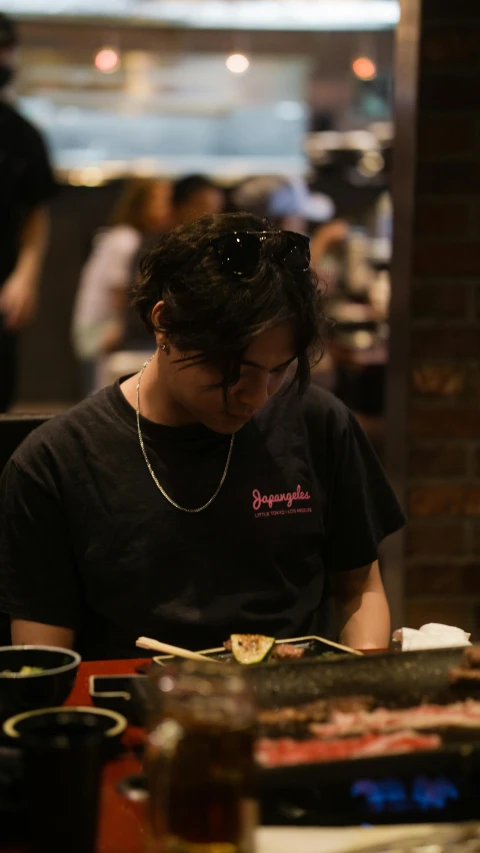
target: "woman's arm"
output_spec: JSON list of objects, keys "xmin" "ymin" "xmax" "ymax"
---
[
  {"xmin": 330, "ymin": 561, "xmax": 391, "ymax": 650},
  {"xmin": 11, "ymin": 618, "xmax": 74, "ymax": 649},
  {"xmin": 100, "ymin": 287, "xmax": 127, "ymax": 353},
  {"xmin": 0, "ymin": 206, "xmax": 49, "ymax": 331},
  {"xmin": 99, "ymin": 229, "xmax": 139, "ymax": 353}
]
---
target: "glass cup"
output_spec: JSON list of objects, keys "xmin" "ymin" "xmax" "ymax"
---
[
  {"xmin": 144, "ymin": 660, "xmax": 257, "ymax": 853},
  {"xmin": 21, "ymin": 711, "xmax": 105, "ymax": 853}
]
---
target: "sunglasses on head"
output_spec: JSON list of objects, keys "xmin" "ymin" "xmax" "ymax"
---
[{"xmin": 209, "ymin": 230, "xmax": 311, "ymax": 278}]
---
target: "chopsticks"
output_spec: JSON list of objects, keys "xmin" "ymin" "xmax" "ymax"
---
[
  {"xmin": 136, "ymin": 634, "xmax": 363, "ymax": 662},
  {"xmin": 136, "ymin": 636, "xmax": 215, "ymax": 663}
]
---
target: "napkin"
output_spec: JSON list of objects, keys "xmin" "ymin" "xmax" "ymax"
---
[{"xmin": 392, "ymin": 623, "xmax": 471, "ymax": 651}]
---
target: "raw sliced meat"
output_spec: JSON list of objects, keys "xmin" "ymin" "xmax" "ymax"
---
[
  {"xmin": 256, "ymin": 730, "xmax": 441, "ymax": 768},
  {"xmin": 257, "ymin": 696, "xmax": 375, "ymax": 726},
  {"xmin": 450, "ymin": 668, "xmax": 480, "ymax": 684},
  {"xmin": 449, "ymin": 645, "xmax": 480, "ymax": 683},
  {"xmin": 309, "ymin": 699, "xmax": 480, "ymax": 738},
  {"xmin": 461, "ymin": 645, "xmax": 480, "ymax": 667}
]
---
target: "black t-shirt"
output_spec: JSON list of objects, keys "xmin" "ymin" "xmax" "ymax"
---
[
  {"xmin": 0, "ymin": 381, "xmax": 405, "ymax": 658},
  {"xmin": 0, "ymin": 102, "xmax": 56, "ymax": 285}
]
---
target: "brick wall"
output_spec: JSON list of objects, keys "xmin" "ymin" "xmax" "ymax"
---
[{"xmin": 404, "ymin": 0, "xmax": 480, "ymax": 633}]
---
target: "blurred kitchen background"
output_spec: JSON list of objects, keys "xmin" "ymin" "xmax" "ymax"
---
[{"xmin": 6, "ymin": 0, "xmax": 399, "ymax": 453}]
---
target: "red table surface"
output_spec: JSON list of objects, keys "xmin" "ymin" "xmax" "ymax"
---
[
  {"xmin": 5, "ymin": 658, "xmax": 150, "ymax": 853},
  {"xmin": 5, "ymin": 649, "xmax": 382, "ymax": 852}
]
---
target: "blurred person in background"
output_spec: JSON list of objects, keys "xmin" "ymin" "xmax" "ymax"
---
[
  {"xmin": 119, "ymin": 173, "xmax": 226, "ymax": 355},
  {"xmin": 170, "ymin": 174, "xmax": 225, "ymax": 227},
  {"xmin": 232, "ymin": 175, "xmax": 347, "ymax": 269},
  {"xmin": 71, "ymin": 177, "xmax": 171, "ymax": 392},
  {"xmin": 0, "ymin": 13, "xmax": 56, "ymax": 412}
]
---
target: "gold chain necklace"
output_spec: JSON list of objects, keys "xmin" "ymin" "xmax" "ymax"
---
[{"xmin": 136, "ymin": 355, "xmax": 235, "ymax": 513}]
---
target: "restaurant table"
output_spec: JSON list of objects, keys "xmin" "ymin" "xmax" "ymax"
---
[{"xmin": 3, "ymin": 656, "xmax": 448, "ymax": 853}]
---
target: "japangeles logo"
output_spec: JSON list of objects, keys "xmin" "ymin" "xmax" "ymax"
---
[{"xmin": 252, "ymin": 485, "xmax": 312, "ymax": 517}]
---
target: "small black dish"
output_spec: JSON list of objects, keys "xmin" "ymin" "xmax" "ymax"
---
[
  {"xmin": 0, "ymin": 645, "xmax": 81, "ymax": 721},
  {"xmin": 3, "ymin": 705, "xmax": 127, "ymax": 757},
  {"xmin": 3, "ymin": 705, "xmax": 126, "ymax": 738},
  {"xmin": 89, "ymin": 675, "xmax": 147, "ymax": 725},
  {"xmin": 0, "ymin": 706, "xmax": 127, "ymax": 844}
]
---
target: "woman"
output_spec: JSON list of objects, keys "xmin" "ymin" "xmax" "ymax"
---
[
  {"xmin": 0, "ymin": 213, "xmax": 404, "ymax": 658},
  {"xmin": 71, "ymin": 177, "xmax": 171, "ymax": 391}
]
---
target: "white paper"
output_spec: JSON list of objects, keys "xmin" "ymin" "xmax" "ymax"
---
[{"xmin": 392, "ymin": 623, "xmax": 471, "ymax": 651}]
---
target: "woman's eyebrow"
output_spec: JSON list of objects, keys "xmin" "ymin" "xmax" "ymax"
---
[{"xmin": 241, "ymin": 356, "xmax": 296, "ymax": 371}]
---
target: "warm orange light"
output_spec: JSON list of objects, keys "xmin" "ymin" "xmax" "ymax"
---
[
  {"xmin": 94, "ymin": 48, "xmax": 120, "ymax": 74},
  {"xmin": 226, "ymin": 53, "xmax": 250, "ymax": 74},
  {"xmin": 352, "ymin": 56, "xmax": 377, "ymax": 81}
]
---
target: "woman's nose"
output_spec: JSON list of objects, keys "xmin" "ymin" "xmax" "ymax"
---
[{"xmin": 236, "ymin": 375, "xmax": 270, "ymax": 411}]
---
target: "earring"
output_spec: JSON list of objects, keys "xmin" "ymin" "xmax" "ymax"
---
[{"xmin": 159, "ymin": 344, "xmax": 166, "ymax": 351}]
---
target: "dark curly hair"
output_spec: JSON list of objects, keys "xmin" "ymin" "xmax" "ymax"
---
[
  {"xmin": 130, "ymin": 212, "xmax": 325, "ymax": 394},
  {"xmin": 172, "ymin": 174, "xmax": 220, "ymax": 208}
]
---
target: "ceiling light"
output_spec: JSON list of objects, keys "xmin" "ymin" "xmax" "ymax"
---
[
  {"xmin": 226, "ymin": 53, "xmax": 250, "ymax": 74},
  {"xmin": 94, "ymin": 47, "xmax": 120, "ymax": 74},
  {"xmin": 352, "ymin": 56, "xmax": 377, "ymax": 80}
]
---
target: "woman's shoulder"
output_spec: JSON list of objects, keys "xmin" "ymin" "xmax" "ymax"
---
[
  {"xmin": 301, "ymin": 384, "xmax": 350, "ymax": 427},
  {"xmin": 6, "ymin": 388, "xmax": 122, "ymax": 482},
  {"xmin": 98, "ymin": 224, "xmax": 141, "ymax": 253}
]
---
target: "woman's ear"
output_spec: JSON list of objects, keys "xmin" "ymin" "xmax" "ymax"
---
[{"xmin": 151, "ymin": 300, "xmax": 167, "ymax": 349}]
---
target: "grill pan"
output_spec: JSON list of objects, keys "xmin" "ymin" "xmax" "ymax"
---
[
  {"xmin": 246, "ymin": 646, "xmax": 470, "ymax": 709},
  {"xmin": 132, "ymin": 646, "xmax": 480, "ymax": 825}
]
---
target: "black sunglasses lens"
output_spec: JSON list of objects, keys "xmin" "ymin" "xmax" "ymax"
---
[
  {"xmin": 214, "ymin": 233, "xmax": 261, "ymax": 276},
  {"xmin": 282, "ymin": 234, "xmax": 310, "ymax": 271}
]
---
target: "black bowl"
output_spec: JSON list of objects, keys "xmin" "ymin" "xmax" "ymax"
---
[
  {"xmin": 1, "ymin": 706, "xmax": 127, "ymax": 843},
  {"xmin": 2, "ymin": 705, "xmax": 127, "ymax": 744},
  {"xmin": 0, "ymin": 646, "xmax": 81, "ymax": 721}
]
